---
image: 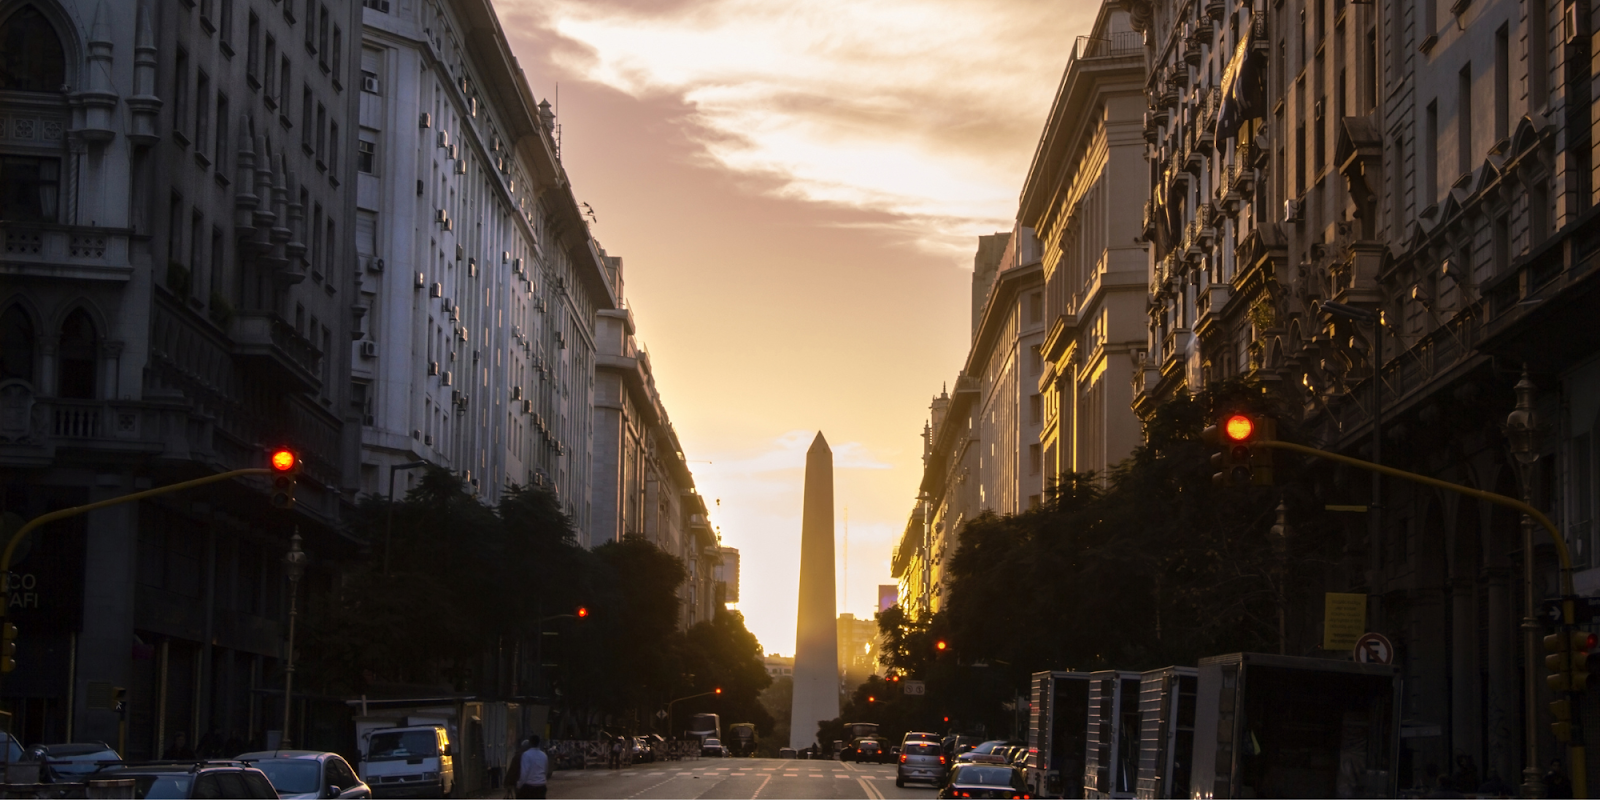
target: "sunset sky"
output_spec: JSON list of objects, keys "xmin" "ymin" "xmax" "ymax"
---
[{"xmin": 492, "ymin": 0, "xmax": 1100, "ymax": 655}]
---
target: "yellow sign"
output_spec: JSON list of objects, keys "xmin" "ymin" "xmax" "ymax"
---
[{"xmin": 1324, "ymin": 592, "xmax": 1368, "ymax": 651}]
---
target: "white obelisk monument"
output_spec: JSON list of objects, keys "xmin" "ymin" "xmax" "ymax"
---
[{"xmin": 790, "ymin": 432, "xmax": 841, "ymax": 750}]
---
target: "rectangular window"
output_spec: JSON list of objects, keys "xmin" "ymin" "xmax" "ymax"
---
[
  {"xmin": 312, "ymin": 203, "xmax": 323, "ymax": 276},
  {"xmin": 1530, "ymin": 0, "xmax": 1548, "ymax": 108},
  {"xmin": 215, "ymin": 94, "xmax": 229, "ymax": 172},
  {"xmin": 332, "ymin": 26, "xmax": 343, "ymax": 84},
  {"xmin": 173, "ymin": 49, "xmax": 190, "ymax": 143},
  {"xmin": 195, "ymin": 72, "xmax": 211, "ymax": 158},
  {"xmin": 264, "ymin": 36, "xmax": 276, "ymax": 104},
  {"xmin": 279, "ymin": 58, "xmax": 291, "ymax": 116},
  {"xmin": 167, "ymin": 193, "xmax": 182, "ymax": 266},
  {"xmin": 219, "ymin": 0, "xmax": 233, "ymax": 50},
  {"xmin": 1029, "ymin": 394, "xmax": 1042, "ymax": 424},
  {"xmin": 316, "ymin": 102, "xmax": 327, "ymax": 164},
  {"xmin": 246, "ymin": 12, "xmax": 260, "ymax": 81},
  {"xmin": 1458, "ymin": 64, "xmax": 1472, "ymax": 176},
  {"xmin": 302, "ymin": 87, "xmax": 313, "ymax": 148},
  {"xmin": 1315, "ymin": 95, "xmax": 1326, "ymax": 172},
  {"xmin": 210, "ymin": 226, "xmax": 224, "ymax": 305},
  {"xmin": 304, "ymin": 0, "xmax": 316, "ymax": 51},
  {"xmin": 319, "ymin": 5, "xmax": 330, "ymax": 67},
  {"xmin": 329, "ymin": 121, "xmax": 339, "ymax": 173},
  {"xmin": 1424, "ymin": 101, "xmax": 1438, "ymax": 208},
  {"xmin": 1424, "ymin": 0, "xmax": 1437, "ymax": 42},
  {"xmin": 1365, "ymin": 26, "xmax": 1378, "ymax": 110},
  {"xmin": 357, "ymin": 135, "xmax": 376, "ymax": 173},
  {"xmin": 1494, "ymin": 25, "xmax": 1509, "ymax": 141},
  {"xmin": 0, "ymin": 156, "xmax": 61, "ymax": 222},
  {"xmin": 326, "ymin": 219, "xmax": 337, "ymax": 286},
  {"xmin": 190, "ymin": 209, "xmax": 204, "ymax": 271},
  {"xmin": 1028, "ymin": 291, "xmax": 1043, "ymax": 323},
  {"xmin": 1029, "ymin": 444, "xmax": 1042, "ymax": 476}
]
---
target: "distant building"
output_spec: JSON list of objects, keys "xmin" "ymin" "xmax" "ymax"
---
[
  {"xmin": 764, "ymin": 654, "xmax": 794, "ymax": 679},
  {"xmin": 836, "ymin": 613, "xmax": 879, "ymax": 690},
  {"xmin": 877, "ymin": 585, "xmax": 897, "ymax": 612},
  {"xmin": 714, "ymin": 546, "xmax": 739, "ymax": 606}
]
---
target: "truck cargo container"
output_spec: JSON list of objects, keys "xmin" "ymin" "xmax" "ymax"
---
[
  {"xmin": 1083, "ymin": 670, "xmax": 1143, "ymax": 799},
  {"xmin": 1189, "ymin": 653, "xmax": 1401, "ymax": 798},
  {"xmin": 1025, "ymin": 671, "xmax": 1091, "ymax": 798},
  {"xmin": 1134, "ymin": 666, "xmax": 1197, "ymax": 799}
]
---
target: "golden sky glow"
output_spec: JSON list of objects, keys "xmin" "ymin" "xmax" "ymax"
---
[{"xmin": 494, "ymin": 0, "xmax": 1098, "ymax": 654}]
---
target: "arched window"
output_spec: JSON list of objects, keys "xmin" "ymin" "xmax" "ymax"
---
[
  {"xmin": 57, "ymin": 309, "xmax": 97, "ymax": 399},
  {"xmin": 0, "ymin": 6, "xmax": 66, "ymax": 92},
  {"xmin": 0, "ymin": 306, "xmax": 34, "ymax": 384}
]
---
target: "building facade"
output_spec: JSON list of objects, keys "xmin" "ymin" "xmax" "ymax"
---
[
  {"xmin": 835, "ymin": 612, "xmax": 879, "ymax": 690},
  {"xmin": 1020, "ymin": 6, "xmax": 1149, "ymax": 490},
  {"xmin": 0, "ymin": 0, "xmax": 362, "ymax": 753}
]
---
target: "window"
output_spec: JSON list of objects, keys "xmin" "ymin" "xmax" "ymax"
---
[
  {"xmin": 1424, "ymin": 101, "xmax": 1438, "ymax": 208},
  {"xmin": 1029, "ymin": 394, "xmax": 1042, "ymax": 424},
  {"xmin": 209, "ymin": 226, "xmax": 224, "ymax": 305},
  {"xmin": 167, "ymin": 193, "xmax": 182, "ymax": 266},
  {"xmin": 1029, "ymin": 444, "xmax": 1042, "ymax": 476},
  {"xmin": 357, "ymin": 136, "xmax": 376, "ymax": 173},
  {"xmin": 319, "ymin": 5, "xmax": 330, "ymax": 67},
  {"xmin": 329, "ymin": 121, "xmax": 339, "ymax": 173},
  {"xmin": 196, "ymin": 72, "xmax": 211, "ymax": 158},
  {"xmin": 326, "ymin": 219, "xmax": 337, "ymax": 286},
  {"xmin": 1458, "ymin": 64, "xmax": 1472, "ymax": 176},
  {"xmin": 301, "ymin": 86, "xmax": 313, "ymax": 148},
  {"xmin": 246, "ymin": 12, "xmax": 260, "ymax": 81},
  {"xmin": 279, "ymin": 57, "xmax": 291, "ymax": 116},
  {"xmin": 332, "ymin": 27, "xmax": 343, "ymax": 84},
  {"xmin": 215, "ymin": 93, "xmax": 229, "ymax": 172},
  {"xmin": 0, "ymin": 156, "xmax": 60, "ymax": 222},
  {"xmin": 304, "ymin": 0, "xmax": 316, "ymax": 50},
  {"xmin": 1027, "ymin": 291, "xmax": 1042, "ymax": 323},
  {"xmin": 190, "ymin": 210, "xmax": 203, "ymax": 276},
  {"xmin": 0, "ymin": 6, "xmax": 66, "ymax": 91},
  {"xmin": 174, "ymin": 49, "xmax": 191, "ymax": 143},
  {"xmin": 0, "ymin": 306, "xmax": 36, "ymax": 384},
  {"xmin": 316, "ymin": 102, "xmax": 326, "ymax": 164},
  {"xmin": 57, "ymin": 309, "xmax": 98, "ymax": 400},
  {"xmin": 264, "ymin": 36, "xmax": 277, "ymax": 104},
  {"xmin": 1494, "ymin": 25, "xmax": 1509, "ymax": 141},
  {"xmin": 312, "ymin": 203, "xmax": 322, "ymax": 275},
  {"xmin": 219, "ymin": 0, "xmax": 233, "ymax": 51}
]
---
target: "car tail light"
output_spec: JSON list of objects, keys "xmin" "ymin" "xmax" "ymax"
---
[
  {"xmin": 899, "ymin": 755, "xmax": 907, "ymax": 763},
  {"xmin": 939, "ymin": 755, "xmax": 947, "ymax": 764}
]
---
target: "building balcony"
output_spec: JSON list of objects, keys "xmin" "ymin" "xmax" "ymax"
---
[
  {"xmin": 230, "ymin": 312, "xmax": 322, "ymax": 393},
  {"xmin": 0, "ymin": 388, "xmax": 175, "ymax": 464},
  {"xmin": 0, "ymin": 222, "xmax": 133, "ymax": 282}
]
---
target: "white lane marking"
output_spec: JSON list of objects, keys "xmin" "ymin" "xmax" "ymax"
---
[
  {"xmin": 858, "ymin": 775, "xmax": 885, "ymax": 800},
  {"xmin": 750, "ymin": 773, "xmax": 773, "ymax": 798},
  {"xmin": 836, "ymin": 774, "xmax": 851, "ymax": 778}
]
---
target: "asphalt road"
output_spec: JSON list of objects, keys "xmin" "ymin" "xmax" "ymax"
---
[{"xmin": 543, "ymin": 757, "xmax": 939, "ymax": 799}]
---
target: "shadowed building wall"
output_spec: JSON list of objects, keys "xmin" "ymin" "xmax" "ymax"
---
[{"xmin": 790, "ymin": 432, "xmax": 840, "ymax": 749}]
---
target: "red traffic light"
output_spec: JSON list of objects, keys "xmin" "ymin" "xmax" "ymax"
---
[
  {"xmin": 935, "ymin": 640, "xmax": 948, "ymax": 651},
  {"xmin": 576, "ymin": 607, "xmax": 589, "ymax": 618},
  {"xmin": 1223, "ymin": 414, "xmax": 1254, "ymax": 442},
  {"xmin": 867, "ymin": 696, "xmax": 875, "ymax": 703},
  {"xmin": 270, "ymin": 448, "xmax": 297, "ymax": 472},
  {"xmin": 714, "ymin": 687, "xmax": 722, "ymax": 694}
]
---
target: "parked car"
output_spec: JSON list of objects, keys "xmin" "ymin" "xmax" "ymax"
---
[
  {"xmin": 629, "ymin": 736, "xmax": 654, "ymax": 764},
  {"xmin": 28, "ymin": 742, "xmax": 121, "ymax": 780},
  {"xmin": 777, "ymin": 747, "xmax": 798, "ymax": 759},
  {"xmin": 238, "ymin": 750, "xmax": 370, "ymax": 799},
  {"xmin": 701, "ymin": 738, "xmax": 725, "ymax": 757},
  {"xmin": 94, "ymin": 762, "xmax": 279, "ymax": 798},
  {"xmin": 895, "ymin": 740, "xmax": 948, "ymax": 788},
  {"xmin": 937, "ymin": 763, "xmax": 1032, "ymax": 799},
  {"xmin": 955, "ymin": 752, "xmax": 1010, "ymax": 765},
  {"xmin": 942, "ymin": 735, "xmax": 983, "ymax": 760},
  {"xmin": 359, "ymin": 725, "xmax": 455, "ymax": 798}
]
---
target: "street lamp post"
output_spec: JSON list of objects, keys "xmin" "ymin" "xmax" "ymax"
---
[
  {"xmin": 665, "ymin": 689, "xmax": 721, "ymax": 742},
  {"xmin": 281, "ymin": 531, "xmax": 309, "ymax": 748},
  {"xmin": 1506, "ymin": 369, "xmax": 1546, "ymax": 799},
  {"xmin": 385, "ymin": 461, "xmax": 429, "ymax": 575}
]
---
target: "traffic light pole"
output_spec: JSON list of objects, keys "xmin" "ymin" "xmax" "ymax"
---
[
  {"xmin": 0, "ymin": 467, "xmax": 274, "ymax": 721},
  {"xmin": 1254, "ymin": 439, "xmax": 1582, "ymax": 797}
]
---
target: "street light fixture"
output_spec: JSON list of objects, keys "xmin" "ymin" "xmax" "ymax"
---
[
  {"xmin": 385, "ymin": 461, "xmax": 429, "ymax": 575},
  {"xmin": 1506, "ymin": 368, "xmax": 1548, "ymax": 799},
  {"xmin": 665, "ymin": 689, "xmax": 723, "ymax": 740},
  {"xmin": 281, "ymin": 531, "xmax": 309, "ymax": 747}
]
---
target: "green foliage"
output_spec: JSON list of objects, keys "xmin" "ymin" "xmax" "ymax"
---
[
  {"xmin": 880, "ymin": 378, "xmax": 1340, "ymax": 735},
  {"xmin": 754, "ymin": 676, "xmax": 793, "ymax": 757}
]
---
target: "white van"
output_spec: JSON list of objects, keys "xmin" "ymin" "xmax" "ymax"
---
[{"xmin": 359, "ymin": 725, "xmax": 455, "ymax": 798}]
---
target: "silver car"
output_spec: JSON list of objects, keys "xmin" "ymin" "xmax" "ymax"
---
[{"xmin": 896, "ymin": 740, "xmax": 947, "ymax": 788}]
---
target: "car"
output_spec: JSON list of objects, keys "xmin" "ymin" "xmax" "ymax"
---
[
  {"xmin": 955, "ymin": 752, "xmax": 1009, "ymax": 765},
  {"xmin": 629, "ymin": 737, "xmax": 653, "ymax": 764},
  {"xmin": 28, "ymin": 742, "xmax": 121, "ymax": 780},
  {"xmin": 839, "ymin": 737, "xmax": 887, "ymax": 763},
  {"xmin": 942, "ymin": 735, "xmax": 983, "ymax": 760},
  {"xmin": 94, "ymin": 762, "xmax": 279, "ymax": 799},
  {"xmin": 359, "ymin": 725, "xmax": 455, "ymax": 798},
  {"xmin": 895, "ymin": 740, "xmax": 948, "ymax": 788},
  {"xmin": 701, "ymin": 738, "xmax": 725, "ymax": 757},
  {"xmin": 238, "ymin": 750, "xmax": 370, "ymax": 799},
  {"xmin": 937, "ymin": 763, "xmax": 1032, "ymax": 799},
  {"xmin": 777, "ymin": 748, "xmax": 798, "ymax": 759},
  {"xmin": 902, "ymin": 732, "xmax": 941, "ymax": 749}
]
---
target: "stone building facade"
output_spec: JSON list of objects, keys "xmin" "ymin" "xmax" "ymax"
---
[{"xmin": 0, "ymin": 0, "xmax": 362, "ymax": 753}]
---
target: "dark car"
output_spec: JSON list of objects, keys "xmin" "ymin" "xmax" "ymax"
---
[
  {"xmin": 937, "ymin": 763, "xmax": 1032, "ymax": 799},
  {"xmin": 896, "ymin": 741, "xmax": 948, "ymax": 788},
  {"xmin": 840, "ymin": 737, "xmax": 887, "ymax": 763},
  {"xmin": 28, "ymin": 742, "xmax": 122, "ymax": 781},
  {"xmin": 942, "ymin": 735, "xmax": 984, "ymax": 760},
  {"xmin": 238, "ymin": 750, "xmax": 370, "ymax": 799},
  {"xmin": 94, "ymin": 762, "xmax": 279, "ymax": 799}
]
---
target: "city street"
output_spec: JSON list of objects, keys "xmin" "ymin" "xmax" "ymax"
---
[{"xmin": 544, "ymin": 759, "xmax": 932, "ymax": 799}]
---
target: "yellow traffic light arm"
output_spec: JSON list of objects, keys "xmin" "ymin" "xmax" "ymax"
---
[
  {"xmin": 1254, "ymin": 440, "xmax": 1575, "ymax": 599},
  {"xmin": 0, "ymin": 467, "xmax": 275, "ymax": 616}
]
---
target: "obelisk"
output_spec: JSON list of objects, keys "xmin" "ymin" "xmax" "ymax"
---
[{"xmin": 791, "ymin": 432, "xmax": 841, "ymax": 750}]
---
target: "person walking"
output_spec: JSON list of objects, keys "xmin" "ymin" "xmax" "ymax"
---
[
  {"xmin": 516, "ymin": 736, "xmax": 550, "ymax": 799},
  {"xmin": 503, "ymin": 739, "xmax": 530, "ymax": 799}
]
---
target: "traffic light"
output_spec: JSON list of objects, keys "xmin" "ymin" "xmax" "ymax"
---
[
  {"xmin": 576, "ymin": 607, "xmax": 589, "ymax": 619},
  {"xmin": 714, "ymin": 687, "xmax": 722, "ymax": 695},
  {"xmin": 1544, "ymin": 629, "xmax": 1597, "ymax": 692},
  {"xmin": 935, "ymin": 640, "xmax": 948, "ymax": 652},
  {"xmin": 0, "ymin": 622, "xmax": 15, "ymax": 674},
  {"xmin": 269, "ymin": 448, "xmax": 299, "ymax": 510},
  {"xmin": 1551, "ymin": 697, "xmax": 1576, "ymax": 742},
  {"xmin": 1201, "ymin": 413, "xmax": 1276, "ymax": 486}
]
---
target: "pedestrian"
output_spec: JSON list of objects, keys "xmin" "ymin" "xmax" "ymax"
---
[
  {"xmin": 503, "ymin": 739, "xmax": 529, "ymax": 799},
  {"xmin": 1546, "ymin": 759, "xmax": 1573, "ymax": 799},
  {"xmin": 610, "ymin": 736, "xmax": 624, "ymax": 769},
  {"xmin": 516, "ymin": 735, "xmax": 550, "ymax": 799}
]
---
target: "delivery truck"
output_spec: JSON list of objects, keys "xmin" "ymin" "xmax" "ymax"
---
[
  {"xmin": 1189, "ymin": 653, "xmax": 1401, "ymax": 798},
  {"xmin": 1133, "ymin": 666, "xmax": 1197, "ymax": 799},
  {"xmin": 1083, "ymin": 670, "xmax": 1143, "ymax": 799},
  {"xmin": 1024, "ymin": 671, "xmax": 1092, "ymax": 798}
]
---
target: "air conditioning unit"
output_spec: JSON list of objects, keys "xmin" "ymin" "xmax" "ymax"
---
[
  {"xmin": 1283, "ymin": 198, "xmax": 1302, "ymax": 223},
  {"xmin": 492, "ymin": 137, "xmax": 502, "ymax": 152},
  {"xmin": 502, "ymin": 250, "xmax": 512, "ymax": 263},
  {"xmin": 468, "ymin": 260, "xmax": 477, "ymax": 277},
  {"xmin": 368, "ymin": 257, "xmax": 385, "ymax": 273},
  {"xmin": 435, "ymin": 208, "xmax": 450, "ymax": 225},
  {"xmin": 419, "ymin": 112, "xmax": 432, "ymax": 128},
  {"xmin": 361, "ymin": 75, "xmax": 381, "ymax": 93},
  {"xmin": 360, "ymin": 340, "xmax": 378, "ymax": 358},
  {"xmin": 441, "ymin": 298, "xmax": 452, "ymax": 312},
  {"xmin": 512, "ymin": 258, "xmax": 523, "ymax": 274},
  {"xmin": 459, "ymin": 326, "xmax": 468, "ymax": 342},
  {"xmin": 438, "ymin": 130, "xmax": 450, "ymax": 148},
  {"xmin": 424, "ymin": 434, "xmax": 433, "ymax": 446},
  {"xmin": 469, "ymin": 97, "xmax": 479, "ymax": 118},
  {"xmin": 452, "ymin": 389, "xmax": 463, "ymax": 405},
  {"xmin": 428, "ymin": 361, "xmax": 440, "ymax": 375},
  {"xmin": 454, "ymin": 159, "xmax": 466, "ymax": 175},
  {"xmin": 430, "ymin": 282, "xmax": 443, "ymax": 297},
  {"xmin": 512, "ymin": 386, "xmax": 523, "ymax": 400},
  {"xmin": 442, "ymin": 370, "xmax": 453, "ymax": 386},
  {"xmin": 415, "ymin": 271, "xmax": 426, "ymax": 289},
  {"xmin": 522, "ymin": 399, "xmax": 533, "ymax": 414},
  {"xmin": 456, "ymin": 244, "xmax": 465, "ymax": 261},
  {"xmin": 443, "ymin": 218, "xmax": 453, "ymax": 232},
  {"xmin": 363, "ymin": 413, "xmax": 376, "ymax": 425},
  {"xmin": 449, "ymin": 306, "xmax": 459, "ymax": 322}
]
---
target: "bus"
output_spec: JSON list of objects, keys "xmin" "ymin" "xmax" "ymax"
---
[
  {"xmin": 687, "ymin": 713, "xmax": 721, "ymax": 744},
  {"xmin": 727, "ymin": 723, "xmax": 757, "ymax": 757}
]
